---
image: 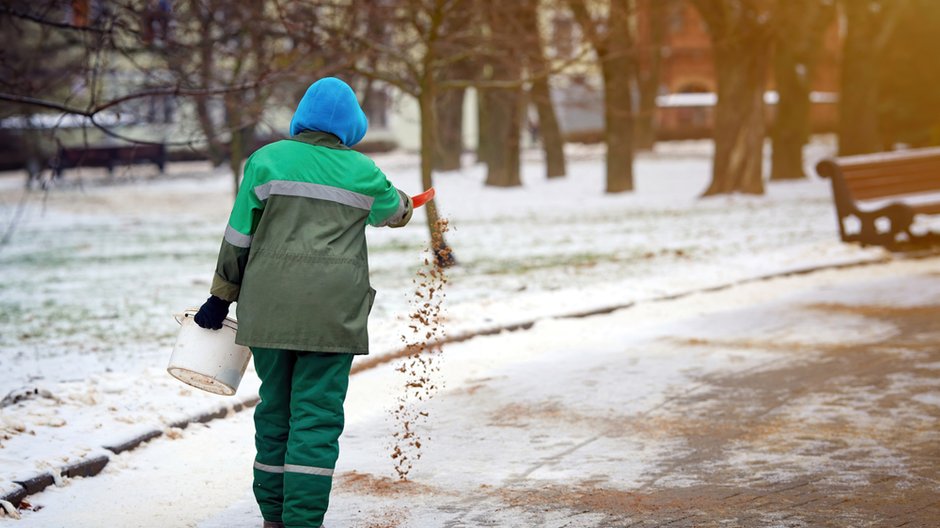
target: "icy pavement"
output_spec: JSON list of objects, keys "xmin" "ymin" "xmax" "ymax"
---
[{"xmin": 8, "ymin": 257, "xmax": 940, "ymax": 527}]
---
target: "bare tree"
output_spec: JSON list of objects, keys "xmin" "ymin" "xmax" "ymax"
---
[
  {"xmin": 770, "ymin": 0, "xmax": 835, "ymax": 180},
  {"xmin": 479, "ymin": 0, "xmax": 526, "ymax": 187},
  {"xmin": 634, "ymin": 0, "xmax": 671, "ymax": 151},
  {"xmin": 691, "ymin": 0, "xmax": 774, "ymax": 196},
  {"xmin": 432, "ymin": 70, "xmax": 468, "ymax": 172},
  {"xmin": 876, "ymin": 0, "xmax": 940, "ymax": 149},
  {"xmin": 837, "ymin": 0, "xmax": 903, "ymax": 155},
  {"xmin": 0, "ymin": 1, "xmax": 91, "ymax": 182},
  {"xmin": 0, "ymin": 1, "xmax": 324, "ymax": 196},
  {"xmin": 162, "ymin": 0, "xmax": 336, "ymax": 195},
  {"xmin": 568, "ymin": 0, "xmax": 636, "ymax": 193},
  {"xmin": 333, "ymin": 0, "xmax": 482, "ymax": 266},
  {"xmin": 431, "ymin": 0, "xmax": 477, "ymax": 172},
  {"xmin": 520, "ymin": 0, "xmax": 567, "ymax": 179}
]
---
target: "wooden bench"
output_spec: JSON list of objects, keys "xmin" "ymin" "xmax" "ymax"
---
[
  {"xmin": 816, "ymin": 147, "xmax": 940, "ymax": 249},
  {"xmin": 51, "ymin": 143, "xmax": 166, "ymax": 178}
]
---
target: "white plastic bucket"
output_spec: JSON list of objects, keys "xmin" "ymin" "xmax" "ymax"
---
[{"xmin": 167, "ymin": 309, "xmax": 251, "ymax": 396}]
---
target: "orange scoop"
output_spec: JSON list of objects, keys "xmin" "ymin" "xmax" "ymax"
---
[{"xmin": 412, "ymin": 188, "xmax": 435, "ymax": 208}]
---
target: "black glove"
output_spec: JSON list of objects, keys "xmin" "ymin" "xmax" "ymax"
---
[{"xmin": 193, "ymin": 295, "xmax": 231, "ymax": 330}]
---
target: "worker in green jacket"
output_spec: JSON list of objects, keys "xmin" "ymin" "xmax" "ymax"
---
[{"xmin": 193, "ymin": 77, "xmax": 413, "ymax": 528}]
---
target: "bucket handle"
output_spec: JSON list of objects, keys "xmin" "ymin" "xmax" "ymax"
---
[
  {"xmin": 174, "ymin": 309, "xmax": 198, "ymax": 326},
  {"xmin": 173, "ymin": 308, "xmax": 239, "ymax": 330}
]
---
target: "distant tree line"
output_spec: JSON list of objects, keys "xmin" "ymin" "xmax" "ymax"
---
[{"xmin": 2, "ymin": 0, "xmax": 939, "ymax": 260}]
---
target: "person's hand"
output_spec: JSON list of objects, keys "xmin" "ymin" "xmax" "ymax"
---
[
  {"xmin": 193, "ymin": 295, "xmax": 231, "ymax": 330},
  {"xmin": 387, "ymin": 190, "xmax": 413, "ymax": 228}
]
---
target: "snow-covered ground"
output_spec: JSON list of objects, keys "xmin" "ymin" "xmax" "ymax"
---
[
  {"xmin": 8, "ymin": 257, "xmax": 939, "ymax": 527},
  {"xmin": 1, "ymin": 137, "xmax": 938, "ymax": 519}
]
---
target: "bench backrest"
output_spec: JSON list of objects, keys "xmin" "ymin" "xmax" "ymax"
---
[
  {"xmin": 57, "ymin": 144, "xmax": 165, "ymax": 167},
  {"xmin": 819, "ymin": 147, "xmax": 940, "ymax": 201},
  {"xmin": 60, "ymin": 148, "xmax": 113, "ymax": 164},
  {"xmin": 111, "ymin": 144, "xmax": 164, "ymax": 162}
]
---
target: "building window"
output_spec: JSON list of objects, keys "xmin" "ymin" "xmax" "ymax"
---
[{"xmin": 363, "ymin": 87, "xmax": 388, "ymax": 129}]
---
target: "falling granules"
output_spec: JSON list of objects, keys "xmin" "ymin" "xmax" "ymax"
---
[{"xmin": 390, "ymin": 218, "xmax": 451, "ymax": 480}]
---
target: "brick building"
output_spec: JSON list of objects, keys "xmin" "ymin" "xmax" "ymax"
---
[
  {"xmin": 635, "ymin": 1, "xmax": 842, "ymax": 139},
  {"xmin": 552, "ymin": 1, "xmax": 843, "ymax": 141}
]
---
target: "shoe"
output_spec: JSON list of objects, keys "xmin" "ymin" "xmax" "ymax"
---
[{"xmin": 262, "ymin": 522, "xmax": 285, "ymax": 528}]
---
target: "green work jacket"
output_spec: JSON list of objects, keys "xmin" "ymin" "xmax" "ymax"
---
[{"xmin": 209, "ymin": 131, "xmax": 409, "ymax": 354}]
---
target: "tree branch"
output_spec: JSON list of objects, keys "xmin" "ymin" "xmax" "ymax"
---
[
  {"xmin": 0, "ymin": 4, "xmax": 113, "ymax": 34},
  {"xmin": 0, "ymin": 78, "xmax": 280, "ymax": 118},
  {"xmin": 567, "ymin": 0, "xmax": 605, "ymax": 54}
]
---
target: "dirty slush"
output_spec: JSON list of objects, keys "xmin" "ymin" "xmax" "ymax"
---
[{"xmin": 390, "ymin": 218, "xmax": 451, "ymax": 480}]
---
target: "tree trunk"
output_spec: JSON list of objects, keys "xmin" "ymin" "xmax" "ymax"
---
[
  {"xmin": 481, "ymin": 37, "xmax": 522, "ymax": 187},
  {"xmin": 419, "ymin": 87, "xmax": 457, "ymax": 267},
  {"xmin": 520, "ymin": 0, "xmax": 566, "ymax": 178},
  {"xmin": 476, "ymin": 88, "xmax": 494, "ymax": 166},
  {"xmin": 225, "ymin": 94, "xmax": 244, "ymax": 197},
  {"xmin": 770, "ymin": 0, "xmax": 833, "ymax": 181},
  {"xmin": 770, "ymin": 46, "xmax": 811, "ymax": 180},
  {"xmin": 601, "ymin": 0, "xmax": 634, "ymax": 193},
  {"xmin": 483, "ymin": 84, "xmax": 523, "ymax": 187},
  {"xmin": 634, "ymin": 0, "xmax": 668, "ymax": 151},
  {"xmin": 838, "ymin": 0, "xmax": 881, "ymax": 155},
  {"xmin": 193, "ymin": 4, "xmax": 226, "ymax": 167},
  {"xmin": 705, "ymin": 41, "xmax": 770, "ymax": 195},
  {"xmin": 433, "ymin": 86, "xmax": 465, "ymax": 172},
  {"xmin": 634, "ymin": 73, "xmax": 659, "ymax": 151},
  {"xmin": 481, "ymin": 3, "xmax": 523, "ymax": 187},
  {"xmin": 229, "ymin": 133, "xmax": 243, "ymax": 198},
  {"xmin": 602, "ymin": 67, "xmax": 635, "ymax": 192},
  {"xmin": 530, "ymin": 77, "xmax": 566, "ymax": 178}
]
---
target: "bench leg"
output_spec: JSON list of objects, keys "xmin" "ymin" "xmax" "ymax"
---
[{"xmin": 857, "ymin": 204, "xmax": 916, "ymax": 248}]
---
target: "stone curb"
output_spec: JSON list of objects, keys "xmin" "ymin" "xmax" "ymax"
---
[
  {"xmin": 0, "ymin": 397, "xmax": 259, "ymax": 512},
  {"xmin": 350, "ymin": 253, "xmax": 912, "ymax": 375}
]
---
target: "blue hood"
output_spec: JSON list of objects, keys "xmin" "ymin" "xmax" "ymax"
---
[{"xmin": 289, "ymin": 77, "xmax": 368, "ymax": 147}]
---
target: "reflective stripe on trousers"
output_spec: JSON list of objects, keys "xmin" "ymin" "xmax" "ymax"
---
[
  {"xmin": 251, "ymin": 348, "xmax": 353, "ymax": 528},
  {"xmin": 254, "ymin": 460, "xmax": 334, "ymax": 477}
]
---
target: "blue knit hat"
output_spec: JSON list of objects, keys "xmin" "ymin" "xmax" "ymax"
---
[{"xmin": 289, "ymin": 77, "xmax": 368, "ymax": 146}]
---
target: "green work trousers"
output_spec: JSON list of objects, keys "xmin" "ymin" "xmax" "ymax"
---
[{"xmin": 251, "ymin": 347, "xmax": 354, "ymax": 528}]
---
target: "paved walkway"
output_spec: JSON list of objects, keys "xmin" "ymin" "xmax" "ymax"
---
[
  {"xmin": 11, "ymin": 260, "xmax": 940, "ymax": 528},
  {"xmin": 615, "ymin": 302, "xmax": 940, "ymax": 527},
  {"xmin": 325, "ymin": 266, "xmax": 940, "ymax": 528}
]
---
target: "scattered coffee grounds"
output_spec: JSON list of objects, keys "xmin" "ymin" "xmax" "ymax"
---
[{"xmin": 390, "ymin": 218, "xmax": 450, "ymax": 480}]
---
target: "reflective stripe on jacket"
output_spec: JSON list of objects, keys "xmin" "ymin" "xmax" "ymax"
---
[{"xmin": 209, "ymin": 131, "xmax": 408, "ymax": 353}]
